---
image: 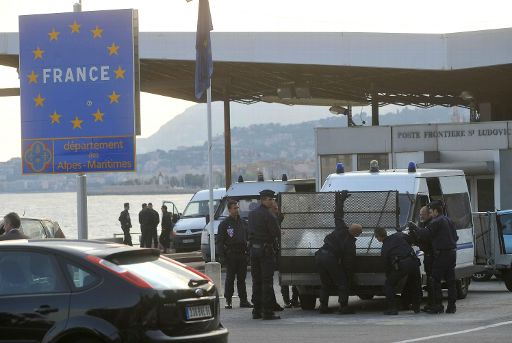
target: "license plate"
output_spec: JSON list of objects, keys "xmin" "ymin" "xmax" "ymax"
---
[
  {"xmin": 185, "ymin": 304, "xmax": 212, "ymax": 320},
  {"xmin": 183, "ymin": 239, "xmax": 195, "ymax": 243}
]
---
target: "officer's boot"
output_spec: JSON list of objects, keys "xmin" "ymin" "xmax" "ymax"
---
[
  {"xmin": 319, "ymin": 303, "xmax": 332, "ymax": 314},
  {"xmin": 262, "ymin": 312, "xmax": 281, "ymax": 320},
  {"xmin": 383, "ymin": 300, "xmax": 398, "ymax": 315},
  {"xmin": 445, "ymin": 302, "xmax": 456, "ymax": 314},
  {"xmin": 225, "ymin": 298, "xmax": 232, "ymax": 309},
  {"xmin": 426, "ymin": 303, "xmax": 444, "ymax": 314},
  {"xmin": 240, "ymin": 299, "xmax": 254, "ymax": 308}
]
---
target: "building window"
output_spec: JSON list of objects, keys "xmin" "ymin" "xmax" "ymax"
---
[
  {"xmin": 320, "ymin": 154, "xmax": 352, "ymax": 185},
  {"xmin": 357, "ymin": 153, "xmax": 389, "ymax": 171}
]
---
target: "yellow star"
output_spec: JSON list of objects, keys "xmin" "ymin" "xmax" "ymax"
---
[
  {"xmin": 48, "ymin": 28, "xmax": 60, "ymax": 41},
  {"xmin": 32, "ymin": 47, "xmax": 44, "ymax": 60},
  {"xmin": 34, "ymin": 94, "xmax": 45, "ymax": 107},
  {"xmin": 108, "ymin": 91, "xmax": 120, "ymax": 103},
  {"xmin": 90, "ymin": 26, "xmax": 103, "ymax": 38},
  {"xmin": 27, "ymin": 71, "xmax": 38, "ymax": 84},
  {"xmin": 114, "ymin": 66, "xmax": 125, "ymax": 79},
  {"xmin": 107, "ymin": 42, "xmax": 120, "ymax": 56},
  {"xmin": 71, "ymin": 116, "xmax": 83, "ymax": 129},
  {"xmin": 50, "ymin": 111, "xmax": 62, "ymax": 124},
  {"xmin": 92, "ymin": 108, "xmax": 104, "ymax": 122},
  {"xmin": 69, "ymin": 20, "xmax": 81, "ymax": 33}
]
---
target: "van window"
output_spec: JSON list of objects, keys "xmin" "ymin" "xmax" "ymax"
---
[
  {"xmin": 444, "ymin": 193, "xmax": 472, "ymax": 230},
  {"xmin": 411, "ymin": 195, "xmax": 430, "ymax": 222},
  {"xmin": 218, "ymin": 197, "xmax": 259, "ymax": 219},
  {"xmin": 497, "ymin": 213, "xmax": 512, "ymax": 254},
  {"xmin": 398, "ymin": 194, "xmax": 414, "ymax": 227},
  {"xmin": 426, "ymin": 178, "xmax": 443, "ymax": 202},
  {"xmin": 182, "ymin": 200, "xmax": 220, "ymax": 218}
]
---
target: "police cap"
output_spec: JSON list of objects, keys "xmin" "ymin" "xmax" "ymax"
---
[{"xmin": 259, "ymin": 189, "xmax": 275, "ymax": 198}]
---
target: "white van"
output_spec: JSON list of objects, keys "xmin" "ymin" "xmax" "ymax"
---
[
  {"xmin": 201, "ymin": 176, "xmax": 315, "ymax": 261},
  {"xmin": 173, "ymin": 188, "xmax": 225, "ymax": 252},
  {"xmin": 279, "ymin": 162, "xmax": 478, "ymax": 310}
]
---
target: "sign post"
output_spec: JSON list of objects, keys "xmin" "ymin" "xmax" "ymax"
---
[{"xmin": 19, "ymin": 9, "xmax": 139, "ymax": 238}]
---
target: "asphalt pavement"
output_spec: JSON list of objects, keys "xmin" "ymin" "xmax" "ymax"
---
[{"xmin": 217, "ymin": 275, "xmax": 512, "ymax": 343}]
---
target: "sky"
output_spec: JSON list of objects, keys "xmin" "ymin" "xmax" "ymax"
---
[{"xmin": 1, "ymin": 0, "xmax": 512, "ymax": 161}]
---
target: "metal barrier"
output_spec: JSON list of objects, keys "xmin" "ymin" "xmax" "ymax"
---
[{"xmin": 279, "ymin": 191, "xmax": 399, "ymax": 257}]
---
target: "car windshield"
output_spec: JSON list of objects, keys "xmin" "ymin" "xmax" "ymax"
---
[
  {"xmin": 118, "ymin": 256, "xmax": 206, "ymax": 290},
  {"xmin": 182, "ymin": 200, "xmax": 220, "ymax": 218},
  {"xmin": 217, "ymin": 197, "xmax": 260, "ymax": 219}
]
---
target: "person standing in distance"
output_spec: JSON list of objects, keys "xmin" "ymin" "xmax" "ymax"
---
[
  {"xmin": 139, "ymin": 203, "xmax": 149, "ymax": 247},
  {"xmin": 374, "ymin": 227, "xmax": 422, "ymax": 315},
  {"xmin": 218, "ymin": 199, "xmax": 253, "ymax": 309},
  {"xmin": 147, "ymin": 203, "xmax": 160, "ymax": 248},
  {"xmin": 118, "ymin": 203, "xmax": 133, "ymax": 246},
  {"xmin": 416, "ymin": 200, "xmax": 459, "ymax": 314},
  {"xmin": 315, "ymin": 222, "xmax": 362, "ymax": 314},
  {"xmin": 0, "ymin": 212, "xmax": 29, "ymax": 241},
  {"xmin": 160, "ymin": 205, "xmax": 173, "ymax": 253},
  {"xmin": 248, "ymin": 189, "xmax": 281, "ymax": 320}
]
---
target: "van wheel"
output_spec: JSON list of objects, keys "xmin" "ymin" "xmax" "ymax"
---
[
  {"xmin": 502, "ymin": 270, "xmax": 512, "ymax": 292},
  {"xmin": 456, "ymin": 277, "xmax": 470, "ymax": 299},
  {"xmin": 299, "ymin": 294, "xmax": 317, "ymax": 310}
]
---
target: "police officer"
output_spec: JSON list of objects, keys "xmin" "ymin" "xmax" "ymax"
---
[
  {"xmin": 118, "ymin": 202, "xmax": 132, "ymax": 246},
  {"xmin": 219, "ymin": 199, "xmax": 253, "ymax": 309},
  {"xmin": 315, "ymin": 222, "xmax": 362, "ymax": 314},
  {"xmin": 374, "ymin": 227, "xmax": 422, "ymax": 315},
  {"xmin": 417, "ymin": 205, "xmax": 434, "ymax": 311},
  {"xmin": 415, "ymin": 200, "xmax": 458, "ymax": 314},
  {"xmin": 248, "ymin": 189, "xmax": 281, "ymax": 320}
]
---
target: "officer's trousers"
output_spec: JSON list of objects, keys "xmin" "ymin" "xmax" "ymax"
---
[
  {"xmin": 224, "ymin": 254, "xmax": 248, "ymax": 301},
  {"xmin": 315, "ymin": 250, "xmax": 349, "ymax": 306},
  {"xmin": 250, "ymin": 247, "xmax": 275, "ymax": 314},
  {"xmin": 423, "ymin": 254, "xmax": 433, "ymax": 305},
  {"xmin": 121, "ymin": 226, "xmax": 132, "ymax": 246},
  {"xmin": 384, "ymin": 258, "xmax": 422, "ymax": 309},
  {"xmin": 432, "ymin": 250, "xmax": 457, "ymax": 306}
]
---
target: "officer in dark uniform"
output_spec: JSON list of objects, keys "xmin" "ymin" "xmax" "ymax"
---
[
  {"xmin": 417, "ymin": 205, "xmax": 434, "ymax": 311},
  {"xmin": 315, "ymin": 223, "xmax": 362, "ymax": 314},
  {"xmin": 415, "ymin": 200, "xmax": 458, "ymax": 314},
  {"xmin": 118, "ymin": 202, "xmax": 132, "ymax": 246},
  {"xmin": 374, "ymin": 227, "xmax": 422, "ymax": 315},
  {"xmin": 219, "ymin": 199, "xmax": 253, "ymax": 309},
  {"xmin": 248, "ymin": 189, "xmax": 281, "ymax": 320}
]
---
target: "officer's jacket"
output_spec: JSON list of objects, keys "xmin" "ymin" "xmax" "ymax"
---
[
  {"xmin": 148, "ymin": 208, "xmax": 160, "ymax": 228},
  {"xmin": 417, "ymin": 215, "xmax": 458, "ymax": 251},
  {"xmin": 321, "ymin": 228, "xmax": 356, "ymax": 274},
  {"xmin": 161, "ymin": 212, "xmax": 173, "ymax": 230},
  {"xmin": 118, "ymin": 209, "xmax": 131, "ymax": 229},
  {"xmin": 381, "ymin": 232, "xmax": 415, "ymax": 274},
  {"xmin": 218, "ymin": 215, "xmax": 248, "ymax": 255},
  {"xmin": 416, "ymin": 218, "xmax": 433, "ymax": 255},
  {"xmin": 248, "ymin": 205, "xmax": 280, "ymax": 244}
]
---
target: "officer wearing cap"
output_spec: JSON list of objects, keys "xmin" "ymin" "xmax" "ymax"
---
[
  {"xmin": 118, "ymin": 203, "xmax": 132, "ymax": 246},
  {"xmin": 248, "ymin": 189, "xmax": 281, "ymax": 320},
  {"xmin": 415, "ymin": 200, "xmax": 459, "ymax": 314}
]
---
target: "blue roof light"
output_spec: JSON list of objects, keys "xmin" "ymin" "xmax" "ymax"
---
[
  {"xmin": 408, "ymin": 161, "xmax": 417, "ymax": 173},
  {"xmin": 336, "ymin": 162, "xmax": 345, "ymax": 174},
  {"xmin": 238, "ymin": 175, "xmax": 244, "ymax": 182}
]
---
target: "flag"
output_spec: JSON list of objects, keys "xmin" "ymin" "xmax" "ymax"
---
[{"xmin": 194, "ymin": 0, "xmax": 213, "ymax": 99}]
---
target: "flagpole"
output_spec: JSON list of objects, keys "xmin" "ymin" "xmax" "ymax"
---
[{"xmin": 207, "ymin": 85, "xmax": 215, "ymax": 262}]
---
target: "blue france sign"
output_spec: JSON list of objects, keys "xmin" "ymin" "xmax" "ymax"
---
[{"xmin": 19, "ymin": 9, "xmax": 138, "ymax": 174}]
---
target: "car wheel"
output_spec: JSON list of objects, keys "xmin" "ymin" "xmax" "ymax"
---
[
  {"xmin": 358, "ymin": 294, "xmax": 374, "ymax": 300},
  {"xmin": 456, "ymin": 277, "xmax": 470, "ymax": 299},
  {"xmin": 299, "ymin": 294, "xmax": 317, "ymax": 310},
  {"xmin": 502, "ymin": 270, "xmax": 512, "ymax": 292},
  {"xmin": 472, "ymin": 272, "xmax": 492, "ymax": 282}
]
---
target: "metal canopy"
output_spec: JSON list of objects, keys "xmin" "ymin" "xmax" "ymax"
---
[{"xmin": 139, "ymin": 59, "xmax": 512, "ymax": 111}]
